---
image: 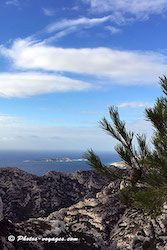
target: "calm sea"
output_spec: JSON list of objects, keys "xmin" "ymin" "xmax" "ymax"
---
[{"xmin": 0, "ymin": 150, "xmax": 120, "ymax": 176}]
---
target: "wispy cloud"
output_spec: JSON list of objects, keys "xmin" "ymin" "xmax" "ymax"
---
[
  {"xmin": 72, "ymin": 6, "xmax": 80, "ymax": 11},
  {"xmin": 46, "ymin": 16, "xmax": 111, "ymax": 33},
  {"xmin": 78, "ymin": 110, "xmax": 108, "ymax": 114},
  {"xmin": 83, "ymin": 0, "xmax": 167, "ymax": 19},
  {"xmin": 0, "ymin": 117, "xmax": 153, "ymax": 150},
  {"xmin": 40, "ymin": 13, "xmax": 132, "ymax": 42},
  {"xmin": 117, "ymin": 102, "xmax": 154, "ymax": 108},
  {"xmin": 0, "ymin": 72, "xmax": 91, "ymax": 98},
  {"xmin": 105, "ymin": 25, "xmax": 121, "ymax": 34},
  {"xmin": 52, "ymin": 119, "xmax": 68, "ymax": 123},
  {"xmin": 6, "ymin": 0, "xmax": 19, "ymax": 6},
  {"xmin": 39, "ymin": 108, "xmax": 49, "ymax": 111},
  {"xmin": 42, "ymin": 8, "xmax": 55, "ymax": 16},
  {"xmin": 1, "ymin": 38, "xmax": 167, "ymax": 85},
  {"xmin": 43, "ymin": 16, "xmax": 112, "ymax": 40},
  {"xmin": 81, "ymin": 121, "xmax": 97, "ymax": 124},
  {"xmin": 44, "ymin": 27, "xmax": 77, "ymax": 43},
  {"xmin": 0, "ymin": 114, "xmax": 20, "ymax": 124}
]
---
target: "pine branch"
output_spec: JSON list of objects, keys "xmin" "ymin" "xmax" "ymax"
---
[
  {"xmin": 159, "ymin": 75, "xmax": 167, "ymax": 96},
  {"xmin": 136, "ymin": 133, "xmax": 150, "ymax": 165},
  {"xmin": 84, "ymin": 149, "xmax": 123, "ymax": 179},
  {"xmin": 115, "ymin": 144, "xmax": 133, "ymax": 168}
]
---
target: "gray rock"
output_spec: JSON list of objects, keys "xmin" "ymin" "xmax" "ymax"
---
[
  {"xmin": 0, "ymin": 167, "xmax": 167, "ymax": 250},
  {"xmin": 0, "ymin": 197, "xmax": 3, "ymax": 221},
  {"xmin": 0, "ymin": 167, "xmax": 110, "ymax": 222}
]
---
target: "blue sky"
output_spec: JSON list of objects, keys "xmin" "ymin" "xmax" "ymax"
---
[{"xmin": 0, "ymin": 0, "xmax": 167, "ymax": 151}]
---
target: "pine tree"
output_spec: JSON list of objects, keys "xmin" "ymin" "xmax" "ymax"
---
[{"xmin": 84, "ymin": 76, "xmax": 167, "ymax": 216}]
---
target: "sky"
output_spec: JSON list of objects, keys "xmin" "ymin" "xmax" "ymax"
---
[{"xmin": 0, "ymin": 0, "xmax": 167, "ymax": 151}]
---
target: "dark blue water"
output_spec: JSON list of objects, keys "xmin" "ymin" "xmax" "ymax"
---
[{"xmin": 0, "ymin": 150, "xmax": 120, "ymax": 176}]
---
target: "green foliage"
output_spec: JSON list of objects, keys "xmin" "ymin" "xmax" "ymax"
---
[
  {"xmin": 84, "ymin": 75, "xmax": 167, "ymax": 216},
  {"xmin": 120, "ymin": 185, "xmax": 167, "ymax": 217},
  {"xmin": 115, "ymin": 144, "xmax": 133, "ymax": 168},
  {"xmin": 132, "ymin": 186, "xmax": 166, "ymax": 217},
  {"xmin": 83, "ymin": 149, "xmax": 123, "ymax": 179},
  {"xmin": 120, "ymin": 187, "xmax": 133, "ymax": 207},
  {"xmin": 99, "ymin": 106, "xmax": 147, "ymax": 171}
]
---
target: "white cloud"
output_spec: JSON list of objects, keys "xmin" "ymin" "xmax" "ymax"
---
[
  {"xmin": 6, "ymin": 0, "xmax": 19, "ymax": 6},
  {"xmin": 0, "ymin": 118, "xmax": 153, "ymax": 150},
  {"xmin": 46, "ymin": 16, "xmax": 111, "ymax": 33},
  {"xmin": 42, "ymin": 8, "xmax": 55, "ymax": 16},
  {"xmin": 84, "ymin": 0, "xmax": 167, "ymax": 18},
  {"xmin": 105, "ymin": 25, "xmax": 121, "ymax": 34},
  {"xmin": 127, "ymin": 119, "xmax": 153, "ymax": 140},
  {"xmin": 117, "ymin": 102, "xmax": 153, "ymax": 108},
  {"xmin": 52, "ymin": 119, "xmax": 68, "ymax": 123},
  {"xmin": 72, "ymin": 6, "xmax": 80, "ymax": 11},
  {"xmin": 77, "ymin": 110, "xmax": 108, "ymax": 114},
  {"xmin": 0, "ymin": 115, "xmax": 19, "ymax": 124},
  {"xmin": 81, "ymin": 121, "xmax": 97, "ymax": 124},
  {"xmin": 0, "ymin": 122, "xmax": 113, "ymax": 150},
  {"xmin": 1, "ymin": 38, "xmax": 167, "ymax": 85},
  {"xmin": 0, "ymin": 113, "xmax": 154, "ymax": 151},
  {"xmin": 45, "ymin": 27, "xmax": 77, "ymax": 42},
  {"xmin": 43, "ymin": 16, "xmax": 111, "ymax": 40},
  {"xmin": 0, "ymin": 72, "xmax": 91, "ymax": 97}
]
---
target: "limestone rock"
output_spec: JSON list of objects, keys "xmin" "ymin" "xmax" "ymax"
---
[
  {"xmin": 0, "ymin": 197, "xmax": 3, "ymax": 221},
  {"xmin": 0, "ymin": 166, "xmax": 167, "ymax": 250},
  {"xmin": 0, "ymin": 167, "xmax": 110, "ymax": 222}
]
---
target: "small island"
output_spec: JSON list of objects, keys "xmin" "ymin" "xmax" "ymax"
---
[{"xmin": 24, "ymin": 157, "xmax": 88, "ymax": 163}]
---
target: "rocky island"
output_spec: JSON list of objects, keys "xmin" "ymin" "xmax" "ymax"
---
[{"xmin": 24, "ymin": 157, "xmax": 88, "ymax": 163}]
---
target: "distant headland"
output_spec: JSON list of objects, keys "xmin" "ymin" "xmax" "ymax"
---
[{"xmin": 24, "ymin": 157, "xmax": 88, "ymax": 163}]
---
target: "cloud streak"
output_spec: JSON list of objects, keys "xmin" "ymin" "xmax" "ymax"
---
[
  {"xmin": 0, "ymin": 72, "xmax": 91, "ymax": 97},
  {"xmin": 117, "ymin": 102, "xmax": 153, "ymax": 108},
  {"xmin": 1, "ymin": 38, "xmax": 167, "ymax": 85},
  {"xmin": 46, "ymin": 16, "xmax": 111, "ymax": 33},
  {"xmin": 105, "ymin": 25, "xmax": 121, "ymax": 34},
  {"xmin": 0, "ymin": 118, "xmax": 153, "ymax": 150},
  {"xmin": 6, "ymin": 0, "xmax": 19, "ymax": 6},
  {"xmin": 43, "ymin": 16, "xmax": 112, "ymax": 40},
  {"xmin": 77, "ymin": 110, "xmax": 108, "ymax": 114},
  {"xmin": 42, "ymin": 8, "xmax": 55, "ymax": 16},
  {"xmin": 84, "ymin": 0, "xmax": 167, "ymax": 18}
]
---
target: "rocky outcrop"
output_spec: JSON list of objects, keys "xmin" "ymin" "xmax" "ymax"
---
[
  {"xmin": 0, "ymin": 197, "xmax": 3, "ymax": 221},
  {"xmin": 1, "ymin": 179, "xmax": 167, "ymax": 249},
  {"xmin": 0, "ymin": 180, "xmax": 124, "ymax": 250},
  {"xmin": 0, "ymin": 218, "xmax": 101, "ymax": 250},
  {"xmin": 0, "ymin": 167, "xmax": 110, "ymax": 222},
  {"xmin": 47, "ymin": 181, "xmax": 125, "ymax": 245},
  {"xmin": 51, "ymin": 183, "xmax": 167, "ymax": 250},
  {"xmin": 110, "ymin": 203, "xmax": 167, "ymax": 250},
  {"xmin": 43, "ymin": 183, "xmax": 167, "ymax": 250},
  {"xmin": 0, "ymin": 167, "xmax": 167, "ymax": 250}
]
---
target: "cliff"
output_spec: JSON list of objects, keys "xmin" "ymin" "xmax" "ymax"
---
[
  {"xmin": 0, "ymin": 167, "xmax": 167, "ymax": 250},
  {"xmin": 0, "ymin": 167, "xmax": 110, "ymax": 222}
]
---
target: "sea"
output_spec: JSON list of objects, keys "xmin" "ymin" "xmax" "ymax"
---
[{"xmin": 0, "ymin": 150, "xmax": 121, "ymax": 176}]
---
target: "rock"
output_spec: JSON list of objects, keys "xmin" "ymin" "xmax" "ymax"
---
[
  {"xmin": 0, "ymin": 167, "xmax": 110, "ymax": 222},
  {"xmin": 0, "ymin": 166, "xmax": 167, "ymax": 250},
  {"xmin": 46, "ymin": 181, "xmax": 167, "ymax": 250},
  {"xmin": 0, "ymin": 218, "xmax": 102, "ymax": 250},
  {"xmin": 0, "ymin": 197, "xmax": 3, "ymax": 221},
  {"xmin": 47, "ymin": 181, "xmax": 125, "ymax": 248},
  {"xmin": 119, "ymin": 180, "xmax": 129, "ymax": 190},
  {"xmin": 110, "ymin": 207, "xmax": 167, "ymax": 250},
  {"xmin": 0, "ymin": 180, "xmax": 123, "ymax": 250}
]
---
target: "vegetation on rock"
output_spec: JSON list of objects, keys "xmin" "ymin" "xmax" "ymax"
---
[{"xmin": 84, "ymin": 76, "xmax": 167, "ymax": 216}]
